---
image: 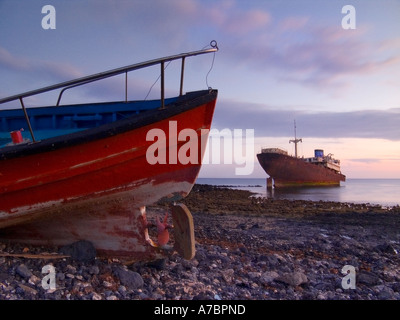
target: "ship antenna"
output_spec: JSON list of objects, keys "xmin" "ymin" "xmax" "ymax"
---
[{"xmin": 289, "ymin": 120, "xmax": 302, "ymax": 158}]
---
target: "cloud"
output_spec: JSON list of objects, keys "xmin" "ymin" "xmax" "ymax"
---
[
  {"xmin": 348, "ymin": 158, "xmax": 382, "ymax": 164},
  {"xmin": 221, "ymin": 16, "xmax": 400, "ymax": 89},
  {"xmin": 347, "ymin": 158, "xmax": 400, "ymax": 164},
  {"xmin": 85, "ymin": 0, "xmax": 272, "ymax": 50},
  {"xmin": 212, "ymin": 100, "xmax": 400, "ymax": 141},
  {"xmin": 211, "ymin": 7, "xmax": 271, "ymax": 35},
  {"xmin": 0, "ymin": 47, "xmax": 30, "ymax": 71},
  {"xmin": 0, "ymin": 46, "xmax": 82, "ymax": 83},
  {"xmin": 75, "ymin": 0, "xmax": 203, "ymax": 50},
  {"xmin": 278, "ymin": 17, "xmax": 309, "ymax": 32}
]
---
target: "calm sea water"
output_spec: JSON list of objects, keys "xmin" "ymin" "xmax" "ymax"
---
[{"xmin": 196, "ymin": 178, "xmax": 400, "ymax": 207}]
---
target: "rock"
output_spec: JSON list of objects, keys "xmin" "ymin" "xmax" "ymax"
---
[
  {"xmin": 236, "ymin": 223, "xmax": 247, "ymax": 230},
  {"xmin": 56, "ymin": 272, "xmax": 65, "ymax": 281},
  {"xmin": 266, "ymin": 255, "xmax": 280, "ymax": 267},
  {"xmin": 16, "ymin": 264, "xmax": 32, "ymax": 278},
  {"xmin": 374, "ymin": 285, "xmax": 395, "ymax": 300},
  {"xmin": 18, "ymin": 283, "xmax": 37, "ymax": 295},
  {"xmin": 375, "ymin": 244, "xmax": 398, "ymax": 255},
  {"xmin": 66, "ymin": 264, "xmax": 77, "ymax": 273},
  {"xmin": 250, "ymin": 223, "xmax": 260, "ymax": 229},
  {"xmin": 91, "ymin": 292, "xmax": 102, "ymax": 300},
  {"xmin": 248, "ymin": 272, "xmax": 262, "ymax": 280},
  {"xmin": 358, "ymin": 271, "xmax": 380, "ymax": 286},
  {"xmin": 88, "ymin": 265, "xmax": 100, "ymax": 275},
  {"xmin": 392, "ymin": 282, "xmax": 400, "ymax": 293},
  {"xmin": 146, "ymin": 258, "xmax": 166, "ymax": 270},
  {"xmin": 0, "ymin": 272, "xmax": 9, "ymax": 282},
  {"xmin": 28, "ymin": 275, "xmax": 41, "ymax": 286},
  {"xmin": 221, "ymin": 268, "xmax": 235, "ymax": 284},
  {"xmin": 195, "ymin": 248, "xmax": 208, "ymax": 262},
  {"xmin": 314, "ymin": 281, "xmax": 334, "ymax": 291},
  {"xmin": 59, "ymin": 240, "xmax": 96, "ymax": 262},
  {"xmin": 302, "ymin": 292, "xmax": 316, "ymax": 300},
  {"xmin": 273, "ymin": 254, "xmax": 286, "ymax": 263},
  {"xmin": 103, "ymin": 281, "xmax": 114, "ymax": 288},
  {"xmin": 193, "ymin": 292, "xmax": 213, "ymax": 300},
  {"xmin": 277, "ymin": 272, "xmax": 308, "ymax": 287},
  {"xmin": 260, "ymin": 271, "xmax": 279, "ymax": 285},
  {"xmin": 236, "ymin": 246, "xmax": 248, "ymax": 254},
  {"xmin": 113, "ymin": 267, "xmax": 144, "ymax": 289},
  {"xmin": 317, "ymin": 292, "xmax": 329, "ymax": 300}
]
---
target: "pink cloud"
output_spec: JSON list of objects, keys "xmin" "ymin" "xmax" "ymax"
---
[
  {"xmin": 224, "ymin": 9, "xmax": 271, "ymax": 34},
  {"xmin": 206, "ymin": 3, "xmax": 271, "ymax": 36},
  {"xmin": 278, "ymin": 17, "xmax": 309, "ymax": 32},
  {"xmin": 0, "ymin": 47, "xmax": 30, "ymax": 71},
  {"xmin": 225, "ymin": 20, "xmax": 400, "ymax": 89},
  {"xmin": 0, "ymin": 47, "xmax": 83, "ymax": 82}
]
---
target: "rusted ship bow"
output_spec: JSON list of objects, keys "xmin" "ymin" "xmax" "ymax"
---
[{"xmin": 0, "ymin": 42, "xmax": 219, "ymax": 261}]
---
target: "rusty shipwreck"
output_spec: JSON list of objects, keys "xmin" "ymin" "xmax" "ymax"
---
[{"xmin": 257, "ymin": 123, "xmax": 346, "ymax": 188}]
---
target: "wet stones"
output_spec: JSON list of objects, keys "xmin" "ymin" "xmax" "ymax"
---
[
  {"xmin": 113, "ymin": 267, "xmax": 143, "ymax": 289},
  {"xmin": 59, "ymin": 240, "xmax": 96, "ymax": 262},
  {"xmin": 260, "ymin": 271, "xmax": 279, "ymax": 285},
  {"xmin": 16, "ymin": 264, "xmax": 32, "ymax": 279},
  {"xmin": 276, "ymin": 272, "xmax": 308, "ymax": 287},
  {"xmin": 358, "ymin": 271, "xmax": 380, "ymax": 286},
  {"xmin": 1, "ymin": 187, "xmax": 400, "ymax": 300}
]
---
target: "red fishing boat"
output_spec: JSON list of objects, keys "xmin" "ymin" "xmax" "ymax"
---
[{"xmin": 0, "ymin": 42, "xmax": 218, "ymax": 261}]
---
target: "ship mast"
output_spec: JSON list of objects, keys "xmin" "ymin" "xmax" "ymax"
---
[{"xmin": 289, "ymin": 120, "xmax": 302, "ymax": 158}]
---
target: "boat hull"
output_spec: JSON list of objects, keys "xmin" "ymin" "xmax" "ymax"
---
[
  {"xmin": 0, "ymin": 90, "xmax": 217, "ymax": 260},
  {"xmin": 257, "ymin": 152, "xmax": 346, "ymax": 188}
]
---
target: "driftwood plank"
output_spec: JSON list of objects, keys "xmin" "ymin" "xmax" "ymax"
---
[{"xmin": 0, "ymin": 252, "xmax": 69, "ymax": 259}]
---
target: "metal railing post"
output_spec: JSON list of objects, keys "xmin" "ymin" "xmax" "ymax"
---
[
  {"xmin": 161, "ymin": 61, "xmax": 165, "ymax": 109},
  {"xmin": 125, "ymin": 71, "xmax": 128, "ymax": 102},
  {"xmin": 19, "ymin": 98, "xmax": 36, "ymax": 142},
  {"xmin": 180, "ymin": 57, "xmax": 185, "ymax": 96}
]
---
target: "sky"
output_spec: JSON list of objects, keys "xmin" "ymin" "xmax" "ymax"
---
[{"xmin": 0, "ymin": 0, "xmax": 399, "ymax": 179}]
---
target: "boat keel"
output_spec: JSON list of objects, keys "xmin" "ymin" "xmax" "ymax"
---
[{"xmin": 0, "ymin": 202, "xmax": 196, "ymax": 262}]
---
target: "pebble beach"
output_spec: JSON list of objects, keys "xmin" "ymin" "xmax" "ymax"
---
[{"xmin": 1, "ymin": 184, "xmax": 400, "ymax": 301}]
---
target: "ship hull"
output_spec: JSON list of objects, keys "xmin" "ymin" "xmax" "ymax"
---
[
  {"xmin": 0, "ymin": 90, "xmax": 217, "ymax": 260},
  {"xmin": 257, "ymin": 152, "xmax": 346, "ymax": 188}
]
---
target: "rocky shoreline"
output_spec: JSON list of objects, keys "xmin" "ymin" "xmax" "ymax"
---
[{"xmin": 1, "ymin": 184, "xmax": 400, "ymax": 300}]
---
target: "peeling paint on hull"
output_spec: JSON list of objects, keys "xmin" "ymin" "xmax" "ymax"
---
[{"xmin": 0, "ymin": 178, "xmax": 194, "ymax": 260}]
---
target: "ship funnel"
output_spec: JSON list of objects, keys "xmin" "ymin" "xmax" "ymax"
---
[{"xmin": 314, "ymin": 149, "xmax": 324, "ymax": 157}]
